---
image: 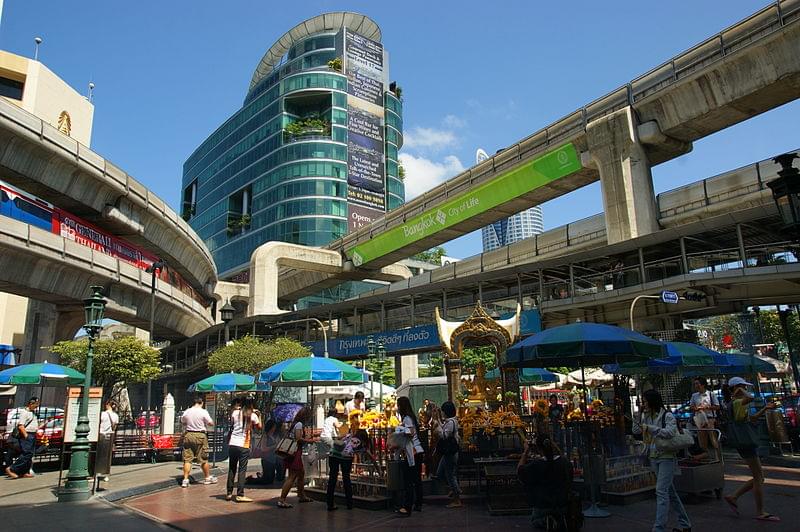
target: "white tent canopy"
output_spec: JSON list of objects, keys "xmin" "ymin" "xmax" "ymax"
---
[{"xmin": 566, "ymin": 367, "xmax": 614, "ymax": 387}]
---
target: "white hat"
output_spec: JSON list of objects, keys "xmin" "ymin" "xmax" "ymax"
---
[{"xmin": 728, "ymin": 376, "xmax": 752, "ymax": 387}]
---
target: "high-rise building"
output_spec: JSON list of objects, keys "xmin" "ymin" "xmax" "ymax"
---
[
  {"xmin": 477, "ymin": 148, "xmax": 544, "ymax": 251},
  {"xmin": 182, "ymin": 13, "xmax": 404, "ymax": 281}
]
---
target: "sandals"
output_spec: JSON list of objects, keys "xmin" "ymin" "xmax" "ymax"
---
[
  {"xmin": 277, "ymin": 501, "xmax": 293, "ymax": 509},
  {"xmin": 723, "ymin": 496, "xmax": 739, "ymax": 516},
  {"xmin": 755, "ymin": 514, "xmax": 780, "ymax": 522}
]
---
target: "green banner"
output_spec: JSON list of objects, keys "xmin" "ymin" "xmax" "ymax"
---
[{"xmin": 347, "ymin": 143, "xmax": 582, "ymax": 266}]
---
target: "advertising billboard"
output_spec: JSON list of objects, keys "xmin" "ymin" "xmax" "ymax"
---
[
  {"xmin": 347, "ymin": 143, "xmax": 583, "ymax": 266},
  {"xmin": 347, "ymin": 203, "xmax": 383, "ymax": 234},
  {"xmin": 340, "ymin": 28, "xmax": 386, "ymax": 212}
]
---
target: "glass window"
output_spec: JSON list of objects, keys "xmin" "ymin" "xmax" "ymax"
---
[
  {"xmin": 332, "ymin": 92, "xmax": 346, "ymax": 108},
  {"xmin": 0, "ymin": 76, "xmax": 24, "ymax": 100}
]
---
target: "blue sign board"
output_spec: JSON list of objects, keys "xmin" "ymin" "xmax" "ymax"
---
[
  {"xmin": 307, "ymin": 309, "xmax": 542, "ymax": 359},
  {"xmin": 660, "ymin": 290, "xmax": 679, "ymax": 304}
]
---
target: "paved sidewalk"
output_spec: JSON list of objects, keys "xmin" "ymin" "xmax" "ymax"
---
[{"xmin": 124, "ymin": 458, "xmax": 799, "ymax": 531}]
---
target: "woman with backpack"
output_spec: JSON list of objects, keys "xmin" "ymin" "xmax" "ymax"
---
[
  {"xmin": 632, "ymin": 389, "xmax": 691, "ymax": 532},
  {"xmin": 326, "ymin": 426, "xmax": 375, "ymax": 511},
  {"xmin": 434, "ymin": 401, "xmax": 462, "ymax": 508},
  {"xmin": 722, "ymin": 377, "xmax": 780, "ymax": 523}
]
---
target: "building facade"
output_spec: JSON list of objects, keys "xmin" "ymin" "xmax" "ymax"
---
[
  {"xmin": 182, "ymin": 13, "xmax": 404, "ymax": 281},
  {"xmin": 476, "ymin": 148, "xmax": 544, "ymax": 251}
]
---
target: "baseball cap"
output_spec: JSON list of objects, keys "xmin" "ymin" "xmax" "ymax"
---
[{"xmin": 728, "ymin": 377, "xmax": 752, "ymax": 387}]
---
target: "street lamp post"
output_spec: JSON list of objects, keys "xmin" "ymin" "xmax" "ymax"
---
[
  {"xmin": 778, "ymin": 306, "xmax": 800, "ymax": 391},
  {"xmin": 220, "ymin": 299, "xmax": 235, "ymax": 344},
  {"xmin": 58, "ymin": 286, "xmax": 106, "ymax": 502},
  {"xmin": 377, "ymin": 340, "xmax": 386, "ymax": 414},
  {"xmin": 367, "ymin": 336, "xmax": 376, "ymax": 408},
  {"xmin": 144, "ymin": 259, "xmax": 165, "ymax": 434}
]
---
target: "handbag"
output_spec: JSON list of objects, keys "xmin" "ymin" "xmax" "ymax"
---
[
  {"xmin": 435, "ymin": 419, "xmax": 459, "ymax": 456},
  {"xmin": 275, "ymin": 435, "xmax": 297, "ymax": 459},
  {"xmin": 724, "ymin": 402, "xmax": 759, "ymax": 448},
  {"xmin": 654, "ymin": 410, "xmax": 694, "ymax": 452}
]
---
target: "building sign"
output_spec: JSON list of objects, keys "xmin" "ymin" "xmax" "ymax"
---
[
  {"xmin": 347, "ymin": 204, "xmax": 383, "ymax": 234},
  {"xmin": 340, "ymin": 28, "xmax": 386, "ymax": 212},
  {"xmin": 309, "ymin": 324, "xmax": 439, "ymax": 359},
  {"xmin": 343, "ymin": 30, "xmax": 384, "ymax": 107},
  {"xmin": 347, "ymin": 143, "xmax": 582, "ymax": 266},
  {"xmin": 64, "ymin": 387, "xmax": 103, "ymax": 443},
  {"xmin": 307, "ymin": 310, "xmax": 542, "ymax": 359}
]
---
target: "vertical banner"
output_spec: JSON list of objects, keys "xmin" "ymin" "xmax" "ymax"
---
[{"xmin": 341, "ymin": 29, "xmax": 386, "ymax": 212}]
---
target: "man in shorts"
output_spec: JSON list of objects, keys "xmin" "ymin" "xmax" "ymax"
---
[{"xmin": 180, "ymin": 396, "xmax": 216, "ymax": 487}]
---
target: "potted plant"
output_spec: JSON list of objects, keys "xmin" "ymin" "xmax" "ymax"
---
[{"xmin": 327, "ymin": 57, "xmax": 342, "ymax": 72}]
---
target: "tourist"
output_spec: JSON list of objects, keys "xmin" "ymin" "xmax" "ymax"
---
[
  {"xmin": 344, "ymin": 391, "xmax": 365, "ymax": 416},
  {"xmin": 257, "ymin": 419, "xmax": 281, "ymax": 484},
  {"xmin": 690, "ymin": 377, "xmax": 719, "ymax": 454},
  {"xmin": 179, "ymin": 396, "xmax": 217, "ymax": 488},
  {"xmin": 434, "ymin": 401, "xmax": 461, "ymax": 508},
  {"xmin": 548, "ymin": 394, "xmax": 565, "ymax": 448},
  {"xmin": 394, "ymin": 396, "xmax": 424, "ymax": 516},
  {"xmin": 227, "ymin": 397, "xmax": 261, "ymax": 502},
  {"xmin": 427, "ymin": 404, "xmax": 443, "ymax": 478},
  {"xmin": 722, "ymin": 377, "xmax": 780, "ymax": 523},
  {"xmin": 320, "ymin": 407, "xmax": 342, "ymax": 451},
  {"xmin": 96, "ymin": 400, "xmax": 119, "ymax": 483},
  {"xmin": 4, "ymin": 396, "xmax": 39, "ymax": 479},
  {"xmin": 517, "ymin": 433, "xmax": 573, "ymax": 530},
  {"xmin": 327, "ymin": 427, "xmax": 375, "ymax": 511},
  {"xmin": 277, "ymin": 406, "xmax": 317, "ymax": 508},
  {"xmin": 633, "ymin": 389, "xmax": 691, "ymax": 532}
]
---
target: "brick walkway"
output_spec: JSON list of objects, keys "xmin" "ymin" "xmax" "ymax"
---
[{"xmin": 123, "ymin": 457, "xmax": 799, "ymax": 531}]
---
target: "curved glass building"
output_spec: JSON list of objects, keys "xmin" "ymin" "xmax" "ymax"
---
[{"xmin": 181, "ymin": 13, "xmax": 404, "ymax": 281}]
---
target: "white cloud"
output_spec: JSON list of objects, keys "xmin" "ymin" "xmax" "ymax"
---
[
  {"xmin": 399, "ymin": 153, "xmax": 465, "ymax": 200},
  {"xmin": 442, "ymin": 114, "xmax": 467, "ymax": 129},
  {"xmin": 402, "ymin": 126, "xmax": 457, "ymax": 152}
]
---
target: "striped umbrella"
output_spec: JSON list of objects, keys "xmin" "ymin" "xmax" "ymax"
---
[
  {"xmin": 188, "ymin": 372, "xmax": 263, "ymax": 392},
  {"xmin": 258, "ymin": 356, "xmax": 367, "ymax": 386},
  {"xmin": 0, "ymin": 362, "xmax": 85, "ymax": 385},
  {"xmin": 485, "ymin": 367, "xmax": 560, "ymax": 384}
]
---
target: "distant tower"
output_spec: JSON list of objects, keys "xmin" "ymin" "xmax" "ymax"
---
[{"xmin": 479, "ymin": 148, "xmax": 544, "ymax": 252}]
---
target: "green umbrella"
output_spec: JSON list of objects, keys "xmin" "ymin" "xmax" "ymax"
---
[
  {"xmin": 0, "ymin": 362, "xmax": 85, "ymax": 385},
  {"xmin": 258, "ymin": 356, "xmax": 367, "ymax": 386},
  {"xmin": 485, "ymin": 367, "xmax": 560, "ymax": 384}
]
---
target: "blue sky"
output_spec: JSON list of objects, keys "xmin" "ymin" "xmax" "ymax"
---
[{"xmin": 2, "ymin": 1, "xmax": 798, "ymax": 259}]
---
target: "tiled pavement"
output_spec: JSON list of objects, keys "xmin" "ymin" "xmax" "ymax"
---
[{"xmin": 123, "ymin": 458, "xmax": 799, "ymax": 531}]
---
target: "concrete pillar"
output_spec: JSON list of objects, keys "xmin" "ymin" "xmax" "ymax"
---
[
  {"xmin": 445, "ymin": 357, "xmax": 461, "ymax": 403},
  {"xmin": 394, "ymin": 354, "xmax": 419, "ymax": 387},
  {"xmin": 161, "ymin": 393, "xmax": 175, "ymax": 435},
  {"xmin": 586, "ymin": 107, "xmax": 659, "ymax": 244}
]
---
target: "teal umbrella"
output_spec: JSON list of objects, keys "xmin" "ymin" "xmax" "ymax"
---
[
  {"xmin": 0, "ymin": 362, "xmax": 84, "ymax": 385},
  {"xmin": 485, "ymin": 367, "xmax": 559, "ymax": 384},
  {"xmin": 188, "ymin": 372, "xmax": 265, "ymax": 392}
]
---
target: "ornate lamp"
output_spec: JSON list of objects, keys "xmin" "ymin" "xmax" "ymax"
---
[
  {"xmin": 220, "ymin": 300, "xmax": 235, "ymax": 343},
  {"xmin": 767, "ymin": 153, "xmax": 800, "ymax": 234}
]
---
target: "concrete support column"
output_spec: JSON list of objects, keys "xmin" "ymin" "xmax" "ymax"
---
[
  {"xmin": 394, "ymin": 354, "xmax": 418, "ymax": 387},
  {"xmin": 444, "ymin": 357, "xmax": 461, "ymax": 403},
  {"xmin": 586, "ymin": 107, "xmax": 660, "ymax": 244}
]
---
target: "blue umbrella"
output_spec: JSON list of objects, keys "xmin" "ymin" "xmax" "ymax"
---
[
  {"xmin": 506, "ymin": 322, "xmax": 667, "ymax": 367},
  {"xmin": 485, "ymin": 367, "xmax": 560, "ymax": 384},
  {"xmin": 603, "ymin": 343, "xmax": 778, "ymax": 376}
]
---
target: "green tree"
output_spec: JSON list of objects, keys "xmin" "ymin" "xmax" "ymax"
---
[
  {"xmin": 419, "ymin": 352, "xmax": 444, "ymax": 378},
  {"xmin": 50, "ymin": 336, "xmax": 161, "ymax": 399},
  {"xmin": 364, "ymin": 356, "xmax": 396, "ymax": 387},
  {"xmin": 462, "ymin": 346, "xmax": 497, "ymax": 374},
  {"xmin": 208, "ymin": 335, "xmax": 310, "ymax": 376},
  {"xmin": 412, "ymin": 246, "xmax": 446, "ymax": 265}
]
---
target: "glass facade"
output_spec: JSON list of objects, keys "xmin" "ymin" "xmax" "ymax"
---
[
  {"xmin": 181, "ymin": 19, "xmax": 404, "ymax": 281},
  {"xmin": 481, "ymin": 206, "xmax": 545, "ymax": 252}
]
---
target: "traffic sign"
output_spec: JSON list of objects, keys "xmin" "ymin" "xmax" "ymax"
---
[{"xmin": 660, "ymin": 290, "xmax": 679, "ymax": 304}]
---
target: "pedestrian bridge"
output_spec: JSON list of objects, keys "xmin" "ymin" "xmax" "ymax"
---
[{"xmin": 0, "ymin": 97, "xmax": 217, "ymax": 342}]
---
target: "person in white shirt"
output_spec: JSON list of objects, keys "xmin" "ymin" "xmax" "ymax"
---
[
  {"xmin": 96, "ymin": 400, "xmax": 119, "ymax": 483},
  {"xmin": 226, "ymin": 397, "xmax": 261, "ymax": 502},
  {"xmin": 690, "ymin": 377, "xmax": 719, "ymax": 452},
  {"xmin": 4, "ymin": 397, "xmax": 39, "ymax": 479},
  {"xmin": 344, "ymin": 392, "xmax": 364, "ymax": 417},
  {"xmin": 395, "ymin": 396, "xmax": 424, "ymax": 516},
  {"xmin": 320, "ymin": 408, "xmax": 342, "ymax": 454},
  {"xmin": 180, "ymin": 396, "xmax": 216, "ymax": 488},
  {"xmin": 434, "ymin": 401, "xmax": 462, "ymax": 508}
]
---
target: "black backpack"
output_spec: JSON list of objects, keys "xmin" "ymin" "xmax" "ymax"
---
[{"xmin": 435, "ymin": 418, "xmax": 459, "ymax": 455}]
